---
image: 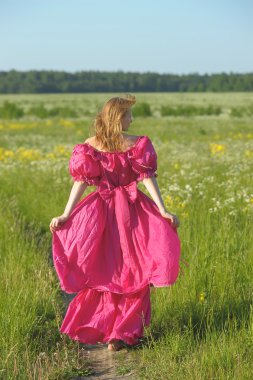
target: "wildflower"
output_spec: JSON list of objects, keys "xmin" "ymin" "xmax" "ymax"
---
[
  {"xmin": 9, "ymin": 123, "xmax": 24, "ymax": 130},
  {"xmin": 3, "ymin": 150, "xmax": 15, "ymax": 159},
  {"xmin": 59, "ymin": 119, "xmax": 75, "ymax": 128},
  {"xmin": 16, "ymin": 147, "xmax": 42, "ymax": 161},
  {"xmin": 209, "ymin": 207, "xmax": 218, "ymax": 213},
  {"xmin": 46, "ymin": 153, "xmax": 56, "ymax": 159},
  {"xmin": 164, "ymin": 194, "xmax": 173, "ymax": 208},
  {"xmin": 53, "ymin": 145, "xmax": 70, "ymax": 157},
  {"xmin": 199, "ymin": 292, "xmax": 205, "ymax": 302},
  {"xmin": 209, "ymin": 143, "xmax": 226, "ymax": 155},
  {"xmin": 0, "ymin": 147, "xmax": 15, "ymax": 161},
  {"xmin": 245, "ymin": 150, "xmax": 253, "ymax": 158}
]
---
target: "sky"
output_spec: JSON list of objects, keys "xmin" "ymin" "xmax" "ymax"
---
[{"xmin": 1, "ymin": 0, "xmax": 252, "ymax": 75}]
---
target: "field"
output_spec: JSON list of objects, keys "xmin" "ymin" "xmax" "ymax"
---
[{"xmin": 0, "ymin": 92, "xmax": 253, "ymax": 379}]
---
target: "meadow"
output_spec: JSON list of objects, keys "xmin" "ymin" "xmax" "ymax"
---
[{"xmin": 0, "ymin": 92, "xmax": 253, "ymax": 379}]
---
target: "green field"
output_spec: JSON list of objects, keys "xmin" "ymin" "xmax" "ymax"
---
[{"xmin": 0, "ymin": 93, "xmax": 253, "ymax": 379}]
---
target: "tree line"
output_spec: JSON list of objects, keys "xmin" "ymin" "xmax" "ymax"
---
[{"xmin": 0, "ymin": 70, "xmax": 252, "ymax": 93}]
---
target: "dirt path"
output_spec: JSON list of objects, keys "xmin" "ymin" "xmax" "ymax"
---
[{"xmin": 76, "ymin": 343, "xmax": 137, "ymax": 379}]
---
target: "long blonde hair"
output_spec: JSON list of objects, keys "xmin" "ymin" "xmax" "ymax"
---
[{"xmin": 89, "ymin": 94, "xmax": 136, "ymax": 152}]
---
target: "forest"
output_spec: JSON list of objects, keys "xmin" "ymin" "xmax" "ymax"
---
[{"xmin": 0, "ymin": 70, "xmax": 252, "ymax": 93}]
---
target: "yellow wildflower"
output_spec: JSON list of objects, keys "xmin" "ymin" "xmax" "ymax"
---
[
  {"xmin": 59, "ymin": 119, "xmax": 74, "ymax": 128},
  {"xmin": 209, "ymin": 143, "xmax": 226, "ymax": 155},
  {"xmin": 46, "ymin": 120, "xmax": 53, "ymax": 126},
  {"xmin": 16, "ymin": 147, "xmax": 42, "ymax": 161},
  {"xmin": 0, "ymin": 147, "xmax": 15, "ymax": 161},
  {"xmin": 173, "ymin": 196, "xmax": 186, "ymax": 209},
  {"xmin": 199, "ymin": 292, "xmax": 205, "ymax": 302},
  {"xmin": 164, "ymin": 194, "xmax": 173, "ymax": 208},
  {"xmin": 9, "ymin": 123, "xmax": 24, "ymax": 130},
  {"xmin": 53, "ymin": 145, "xmax": 70, "ymax": 157},
  {"xmin": 45, "ymin": 153, "xmax": 56, "ymax": 159},
  {"xmin": 4, "ymin": 150, "xmax": 15, "ymax": 159},
  {"xmin": 245, "ymin": 150, "xmax": 253, "ymax": 158}
]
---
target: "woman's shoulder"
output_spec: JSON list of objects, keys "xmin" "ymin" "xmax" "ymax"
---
[
  {"xmin": 83, "ymin": 134, "xmax": 143, "ymax": 144},
  {"xmin": 82, "ymin": 134, "xmax": 149, "ymax": 152}
]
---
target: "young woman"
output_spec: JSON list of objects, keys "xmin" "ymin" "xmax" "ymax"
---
[{"xmin": 50, "ymin": 94, "xmax": 181, "ymax": 351}]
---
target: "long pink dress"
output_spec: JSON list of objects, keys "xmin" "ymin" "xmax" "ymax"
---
[{"xmin": 52, "ymin": 135, "xmax": 181, "ymax": 345}]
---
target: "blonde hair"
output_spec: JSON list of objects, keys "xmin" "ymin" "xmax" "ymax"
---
[{"xmin": 89, "ymin": 94, "xmax": 136, "ymax": 152}]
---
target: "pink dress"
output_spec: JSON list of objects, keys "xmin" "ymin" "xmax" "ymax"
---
[{"xmin": 52, "ymin": 135, "xmax": 181, "ymax": 345}]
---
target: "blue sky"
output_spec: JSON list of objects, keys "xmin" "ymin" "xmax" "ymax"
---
[{"xmin": 1, "ymin": 0, "xmax": 252, "ymax": 74}]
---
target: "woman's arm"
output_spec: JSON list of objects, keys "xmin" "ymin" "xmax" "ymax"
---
[
  {"xmin": 50, "ymin": 181, "xmax": 88, "ymax": 233},
  {"xmin": 142, "ymin": 176, "xmax": 180, "ymax": 228},
  {"xmin": 62, "ymin": 180, "xmax": 88, "ymax": 218},
  {"xmin": 142, "ymin": 176, "xmax": 168, "ymax": 213}
]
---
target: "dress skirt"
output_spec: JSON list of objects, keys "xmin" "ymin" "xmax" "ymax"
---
[{"xmin": 60, "ymin": 285, "xmax": 151, "ymax": 345}]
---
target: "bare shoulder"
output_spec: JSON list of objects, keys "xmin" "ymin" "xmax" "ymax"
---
[
  {"xmin": 83, "ymin": 136, "xmax": 94, "ymax": 144},
  {"xmin": 83, "ymin": 136, "xmax": 101, "ymax": 150},
  {"xmin": 84, "ymin": 135, "xmax": 141, "ymax": 145},
  {"xmin": 123, "ymin": 134, "xmax": 142, "ymax": 143}
]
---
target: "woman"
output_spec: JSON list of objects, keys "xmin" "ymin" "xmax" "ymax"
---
[{"xmin": 50, "ymin": 94, "xmax": 181, "ymax": 351}]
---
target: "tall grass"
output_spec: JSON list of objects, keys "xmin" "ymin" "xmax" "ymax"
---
[
  {"xmin": 0, "ymin": 192, "xmax": 93, "ymax": 379},
  {"xmin": 131, "ymin": 199, "xmax": 253, "ymax": 379}
]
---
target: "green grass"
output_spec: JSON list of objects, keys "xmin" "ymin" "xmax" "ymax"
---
[
  {"xmin": 0, "ymin": 194, "xmax": 93, "ymax": 379},
  {"xmin": 0, "ymin": 92, "xmax": 253, "ymax": 379}
]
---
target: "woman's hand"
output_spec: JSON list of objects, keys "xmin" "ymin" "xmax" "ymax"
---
[
  {"xmin": 49, "ymin": 214, "xmax": 69, "ymax": 233},
  {"xmin": 141, "ymin": 178, "xmax": 180, "ymax": 229},
  {"xmin": 49, "ymin": 181, "xmax": 88, "ymax": 234},
  {"xmin": 160, "ymin": 209, "xmax": 180, "ymax": 229}
]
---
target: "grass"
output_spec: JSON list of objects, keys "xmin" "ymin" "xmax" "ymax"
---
[
  {"xmin": 0, "ymin": 92, "xmax": 253, "ymax": 378},
  {"xmin": 0, "ymin": 193, "xmax": 93, "ymax": 379}
]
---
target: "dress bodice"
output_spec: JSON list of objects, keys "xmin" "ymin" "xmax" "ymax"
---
[{"xmin": 69, "ymin": 135, "xmax": 158, "ymax": 188}]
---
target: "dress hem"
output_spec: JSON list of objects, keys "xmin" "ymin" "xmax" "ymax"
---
[{"xmin": 60, "ymin": 323, "xmax": 151, "ymax": 346}]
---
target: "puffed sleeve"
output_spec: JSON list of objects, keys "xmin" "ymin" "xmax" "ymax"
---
[
  {"xmin": 69, "ymin": 144, "xmax": 101, "ymax": 185},
  {"xmin": 129, "ymin": 136, "xmax": 158, "ymax": 182}
]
